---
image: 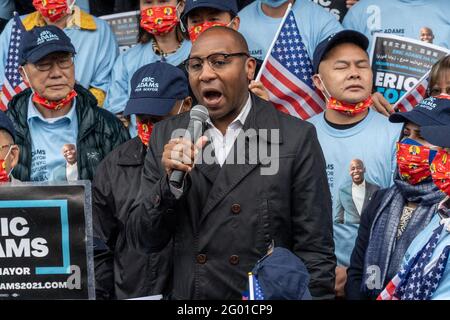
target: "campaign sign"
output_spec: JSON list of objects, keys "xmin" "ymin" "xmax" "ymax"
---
[
  {"xmin": 371, "ymin": 34, "xmax": 450, "ymax": 104},
  {"xmin": 0, "ymin": 182, "xmax": 94, "ymax": 300},
  {"xmin": 311, "ymin": 0, "xmax": 348, "ymax": 22},
  {"xmin": 100, "ymin": 11, "xmax": 140, "ymax": 53}
]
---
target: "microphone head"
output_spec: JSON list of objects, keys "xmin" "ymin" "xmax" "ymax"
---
[{"xmin": 190, "ymin": 105, "xmax": 209, "ymax": 122}]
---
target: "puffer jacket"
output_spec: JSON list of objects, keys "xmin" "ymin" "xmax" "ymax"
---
[{"xmin": 7, "ymin": 84, "xmax": 130, "ymax": 181}]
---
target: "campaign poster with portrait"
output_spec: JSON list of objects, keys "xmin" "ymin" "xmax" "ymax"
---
[
  {"xmin": 370, "ymin": 33, "xmax": 450, "ymax": 104},
  {"xmin": 0, "ymin": 182, "xmax": 94, "ymax": 300},
  {"xmin": 311, "ymin": 0, "xmax": 349, "ymax": 22},
  {"xmin": 100, "ymin": 11, "xmax": 140, "ymax": 53}
]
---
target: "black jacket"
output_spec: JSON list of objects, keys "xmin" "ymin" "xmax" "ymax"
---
[
  {"xmin": 345, "ymin": 188, "xmax": 389, "ymax": 300},
  {"xmin": 127, "ymin": 94, "xmax": 336, "ymax": 300},
  {"xmin": 93, "ymin": 137, "xmax": 172, "ymax": 300},
  {"xmin": 6, "ymin": 84, "xmax": 130, "ymax": 181}
]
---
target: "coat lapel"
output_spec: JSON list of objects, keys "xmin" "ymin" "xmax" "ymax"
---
[
  {"xmin": 195, "ymin": 139, "xmax": 221, "ymax": 183},
  {"xmin": 200, "ymin": 94, "xmax": 283, "ymax": 222}
]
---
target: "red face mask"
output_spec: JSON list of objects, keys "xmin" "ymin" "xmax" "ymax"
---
[
  {"xmin": 32, "ymin": 90, "xmax": 77, "ymax": 111},
  {"xmin": 397, "ymin": 142, "xmax": 432, "ymax": 185},
  {"xmin": 137, "ymin": 120, "xmax": 153, "ymax": 147},
  {"xmin": 140, "ymin": 6, "xmax": 179, "ymax": 36},
  {"xmin": 33, "ymin": 0, "xmax": 70, "ymax": 23},
  {"xmin": 188, "ymin": 21, "xmax": 228, "ymax": 42},
  {"xmin": 326, "ymin": 95, "xmax": 373, "ymax": 116},
  {"xmin": 430, "ymin": 149, "xmax": 450, "ymax": 196},
  {"xmin": 0, "ymin": 160, "xmax": 9, "ymax": 182}
]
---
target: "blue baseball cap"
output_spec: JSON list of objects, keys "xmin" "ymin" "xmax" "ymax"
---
[
  {"xmin": 19, "ymin": 25, "xmax": 76, "ymax": 65},
  {"xmin": 124, "ymin": 62, "xmax": 189, "ymax": 116},
  {"xmin": 389, "ymin": 96, "xmax": 450, "ymax": 127},
  {"xmin": 313, "ymin": 30, "xmax": 369, "ymax": 74},
  {"xmin": 421, "ymin": 125, "xmax": 450, "ymax": 148},
  {"xmin": 0, "ymin": 111, "xmax": 16, "ymax": 142},
  {"xmin": 182, "ymin": 0, "xmax": 238, "ymax": 22},
  {"xmin": 252, "ymin": 247, "xmax": 311, "ymax": 300}
]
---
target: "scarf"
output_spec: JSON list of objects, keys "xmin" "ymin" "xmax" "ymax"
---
[{"xmin": 362, "ymin": 174, "xmax": 445, "ymax": 297}]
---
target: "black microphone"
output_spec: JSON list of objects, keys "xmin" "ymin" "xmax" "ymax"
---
[{"xmin": 169, "ymin": 105, "xmax": 209, "ymax": 188}]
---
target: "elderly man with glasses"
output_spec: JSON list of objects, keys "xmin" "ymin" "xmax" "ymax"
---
[
  {"xmin": 127, "ymin": 26, "xmax": 335, "ymax": 300},
  {"xmin": 6, "ymin": 25, "xmax": 129, "ymax": 182}
]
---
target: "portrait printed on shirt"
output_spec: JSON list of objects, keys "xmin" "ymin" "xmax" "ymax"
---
[
  {"xmin": 334, "ymin": 159, "xmax": 380, "ymax": 224},
  {"xmin": 53, "ymin": 144, "xmax": 78, "ymax": 182},
  {"xmin": 419, "ymin": 26, "xmax": 434, "ymax": 44}
]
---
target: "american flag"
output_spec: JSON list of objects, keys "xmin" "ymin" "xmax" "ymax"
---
[
  {"xmin": 258, "ymin": 9, "xmax": 325, "ymax": 120},
  {"xmin": 378, "ymin": 223, "xmax": 450, "ymax": 300},
  {"xmin": 248, "ymin": 272, "xmax": 265, "ymax": 300},
  {"xmin": 394, "ymin": 72, "xmax": 429, "ymax": 113},
  {"xmin": 0, "ymin": 13, "xmax": 28, "ymax": 111}
]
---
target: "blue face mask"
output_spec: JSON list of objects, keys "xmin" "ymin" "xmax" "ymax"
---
[
  {"xmin": 260, "ymin": 0, "xmax": 288, "ymax": 8},
  {"xmin": 401, "ymin": 138, "xmax": 438, "ymax": 163}
]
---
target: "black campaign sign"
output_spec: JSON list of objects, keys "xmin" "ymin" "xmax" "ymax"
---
[{"xmin": 0, "ymin": 184, "xmax": 94, "ymax": 299}]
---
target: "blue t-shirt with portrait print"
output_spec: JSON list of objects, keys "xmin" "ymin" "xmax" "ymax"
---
[
  {"xmin": 238, "ymin": 0, "xmax": 343, "ymax": 61},
  {"xmin": 343, "ymin": 0, "xmax": 450, "ymax": 50},
  {"xmin": 27, "ymin": 97, "xmax": 78, "ymax": 182},
  {"xmin": 308, "ymin": 109, "xmax": 402, "ymax": 266}
]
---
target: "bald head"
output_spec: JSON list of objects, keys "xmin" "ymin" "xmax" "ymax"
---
[{"xmin": 193, "ymin": 26, "xmax": 249, "ymax": 54}]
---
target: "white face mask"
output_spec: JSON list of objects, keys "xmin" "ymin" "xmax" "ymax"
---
[
  {"xmin": 177, "ymin": 100, "xmax": 185, "ymax": 114},
  {"xmin": 67, "ymin": 0, "xmax": 76, "ymax": 12},
  {"xmin": 21, "ymin": 68, "xmax": 35, "ymax": 94},
  {"xmin": 316, "ymin": 74, "xmax": 332, "ymax": 101}
]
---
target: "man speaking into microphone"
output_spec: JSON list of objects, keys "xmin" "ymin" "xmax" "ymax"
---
[{"xmin": 127, "ymin": 27, "xmax": 336, "ymax": 300}]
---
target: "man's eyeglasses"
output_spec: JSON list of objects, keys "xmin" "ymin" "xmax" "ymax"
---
[
  {"xmin": 183, "ymin": 52, "xmax": 250, "ymax": 74},
  {"xmin": 34, "ymin": 55, "xmax": 74, "ymax": 72}
]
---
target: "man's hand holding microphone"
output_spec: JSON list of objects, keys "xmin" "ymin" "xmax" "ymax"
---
[{"xmin": 162, "ymin": 105, "xmax": 210, "ymax": 189}]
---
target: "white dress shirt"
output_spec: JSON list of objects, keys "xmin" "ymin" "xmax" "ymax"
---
[
  {"xmin": 170, "ymin": 95, "xmax": 252, "ymax": 198},
  {"xmin": 66, "ymin": 162, "xmax": 78, "ymax": 181},
  {"xmin": 205, "ymin": 95, "xmax": 252, "ymax": 166},
  {"xmin": 352, "ymin": 180, "xmax": 366, "ymax": 215}
]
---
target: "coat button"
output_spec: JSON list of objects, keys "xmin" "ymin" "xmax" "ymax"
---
[
  {"xmin": 229, "ymin": 255, "xmax": 239, "ymax": 265},
  {"xmin": 196, "ymin": 254, "xmax": 207, "ymax": 264},
  {"xmin": 153, "ymin": 195, "xmax": 160, "ymax": 206},
  {"xmin": 166, "ymin": 208, "xmax": 174, "ymax": 214},
  {"xmin": 231, "ymin": 204, "xmax": 241, "ymax": 214}
]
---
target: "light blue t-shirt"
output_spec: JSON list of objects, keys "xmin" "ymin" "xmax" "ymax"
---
[
  {"xmin": 27, "ymin": 98, "xmax": 78, "ymax": 182},
  {"xmin": 308, "ymin": 109, "xmax": 402, "ymax": 266},
  {"xmin": 238, "ymin": 0, "xmax": 343, "ymax": 61},
  {"xmin": 76, "ymin": 0, "xmax": 90, "ymax": 13},
  {"xmin": 0, "ymin": 0, "xmax": 14, "ymax": 20},
  {"xmin": 0, "ymin": 8, "xmax": 118, "ymax": 96},
  {"xmin": 343, "ymin": 0, "xmax": 450, "ymax": 50},
  {"xmin": 402, "ymin": 205, "xmax": 450, "ymax": 299}
]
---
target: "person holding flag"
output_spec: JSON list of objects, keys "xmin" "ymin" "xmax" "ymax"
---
[
  {"xmin": 126, "ymin": 27, "xmax": 336, "ymax": 300},
  {"xmin": 307, "ymin": 30, "xmax": 403, "ymax": 298},
  {"xmin": 346, "ymin": 96, "xmax": 450, "ymax": 299},
  {"xmin": 0, "ymin": 0, "xmax": 118, "ymax": 107}
]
